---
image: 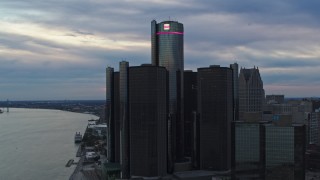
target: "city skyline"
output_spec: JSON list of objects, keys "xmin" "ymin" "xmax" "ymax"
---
[{"xmin": 1, "ymin": 0, "xmax": 320, "ymax": 100}]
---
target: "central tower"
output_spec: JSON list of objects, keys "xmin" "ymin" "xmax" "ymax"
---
[{"xmin": 151, "ymin": 20, "xmax": 184, "ymax": 172}]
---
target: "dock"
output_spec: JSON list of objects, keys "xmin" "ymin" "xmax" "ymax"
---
[
  {"xmin": 69, "ymin": 121, "xmax": 104, "ymax": 180},
  {"xmin": 76, "ymin": 144, "xmax": 83, "ymax": 157},
  {"xmin": 66, "ymin": 159, "xmax": 74, "ymax": 167}
]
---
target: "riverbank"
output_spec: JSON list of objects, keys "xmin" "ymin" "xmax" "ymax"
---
[
  {"xmin": 69, "ymin": 120, "xmax": 107, "ymax": 180},
  {"xmin": 1, "ymin": 100, "xmax": 105, "ymax": 117}
]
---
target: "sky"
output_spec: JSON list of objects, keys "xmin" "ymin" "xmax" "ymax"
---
[{"xmin": 1, "ymin": 0, "xmax": 320, "ymax": 100}]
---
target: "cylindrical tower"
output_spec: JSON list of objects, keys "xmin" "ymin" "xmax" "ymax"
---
[
  {"xmin": 129, "ymin": 65, "xmax": 168, "ymax": 177},
  {"xmin": 151, "ymin": 20, "xmax": 158, "ymax": 66},
  {"xmin": 230, "ymin": 63, "xmax": 239, "ymax": 121},
  {"xmin": 151, "ymin": 20, "xmax": 184, "ymax": 171},
  {"xmin": 106, "ymin": 67, "xmax": 114, "ymax": 162},
  {"xmin": 197, "ymin": 66, "xmax": 233, "ymax": 171},
  {"xmin": 119, "ymin": 61, "xmax": 129, "ymax": 178}
]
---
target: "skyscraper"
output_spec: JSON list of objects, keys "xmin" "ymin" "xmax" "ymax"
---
[
  {"xmin": 119, "ymin": 61, "xmax": 129, "ymax": 178},
  {"xmin": 230, "ymin": 63, "xmax": 239, "ymax": 121},
  {"xmin": 129, "ymin": 65, "xmax": 168, "ymax": 177},
  {"xmin": 106, "ymin": 67, "xmax": 114, "ymax": 162},
  {"xmin": 106, "ymin": 69, "xmax": 120, "ymax": 163},
  {"xmin": 239, "ymin": 67, "xmax": 265, "ymax": 120},
  {"xmin": 197, "ymin": 65, "xmax": 233, "ymax": 171},
  {"xmin": 262, "ymin": 124, "xmax": 306, "ymax": 180},
  {"xmin": 183, "ymin": 70, "xmax": 197, "ymax": 158},
  {"xmin": 233, "ymin": 121, "xmax": 306, "ymax": 179},
  {"xmin": 113, "ymin": 72, "xmax": 121, "ymax": 163},
  {"xmin": 266, "ymin": 95, "xmax": 285, "ymax": 104},
  {"xmin": 309, "ymin": 111, "xmax": 320, "ymax": 145},
  {"xmin": 151, "ymin": 20, "xmax": 184, "ymax": 171},
  {"xmin": 233, "ymin": 121, "xmax": 265, "ymax": 179}
]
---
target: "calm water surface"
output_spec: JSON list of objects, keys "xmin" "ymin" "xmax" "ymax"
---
[{"xmin": 0, "ymin": 108, "xmax": 97, "ymax": 180}]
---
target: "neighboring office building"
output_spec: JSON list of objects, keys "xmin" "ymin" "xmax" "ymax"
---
[
  {"xmin": 119, "ymin": 61, "xmax": 130, "ymax": 178},
  {"xmin": 306, "ymin": 144, "xmax": 320, "ymax": 171},
  {"xmin": 105, "ymin": 69, "xmax": 121, "ymax": 179},
  {"xmin": 299, "ymin": 98, "xmax": 320, "ymax": 112},
  {"xmin": 230, "ymin": 63, "xmax": 239, "ymax": 121},
  {"xmin": 307, "ymin": 109, "xmax": 320, "ymax": 172},
  {"xmin": 272, "ymin": 104, "xmax": 292, "ymax": 115},
  {"xmin": 262, "ymin": 123, "xmax": 306, "ymax": 180},
  {"xmin": 129, "ymin": 65, "xmax": 167, "ymax": 177},
  {"xmin": 106, "ymin": 67, "xmax": 114, "ymax": 162},
  {"xmin": 233, "ymin": 120, "xmax": 306, "ymax": 180},
  {"xmin": 106, "ymin": 68, "xmax": 121, "ymax": 163},
  {"xmin": 233, "ymin": 122, "xmax": 265, "ymax": 179},
  {"xmin": 291, "ymin": 102, "xmax": 310, "ymax": 124},
  {"xmin": 197, "ymin": 65, "xmax": 233, "ymax": 171},
  {"xmin": 106, "ymin": 63, "xmax": 169, "ymax": 178},
  {"xmin": 309, "ymin": 109, "xmax": 320, "ymax": 145},
  {"xmin": 263, "ymin": 99, "xmax": 310, "ymax": 124},
  {"xmin": 239, "ymin": 67, "xmax": 265, "ymax": 120},
  {"xmin": 91, "ymin": 124, "xmax": 107, "ymax": 137},
  {"xmin": 183, "ymin": 70, "xmax": 197, "ymax": 159},
  {"xmin": 151, "ymin": 20, "xmax": 185, "ymax": 171},
  {"xmin": 266, "ymin": 95, "xmax": 285, "ymax": 104},
  {"xmin": 113, "ymin": 72, "xmax": 120, "ymax": 163},
  {"xmin": 311, "ymin": 99, "xmax": 320, "ymax": 112}
]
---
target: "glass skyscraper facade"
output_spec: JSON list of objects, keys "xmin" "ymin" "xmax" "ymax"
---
[
  {"xmin": 151, "ymin": 20, "xmax": 184, "ymax": 171},
  {"xmin": 262, "ymin": 124, "xmax": 306, "ymax": 180},
  {"xmin": 265, "ymin": 126, "xmax": 294, "ymax": 168},
  {"xmin": 183, "ymin": 71, "xmax": 197, "ymax": 158},
  {"xmin": 197, "ymin": 65, "xmax": 233, "ymax": 171},
  {"xmin": 119, "ymin": 61, "xmax": 129, "ymax": 178},
  {"xmin": 234, "ymin": 122, "xmax": 264, "ymax": 179},
  {"xmin": 129, "ymin": 65, "xmax": 167, "ymax": 177},
  {"xmin": 113, "ymin": 72, "xmax": 120, "ymax": 163},
  {"xmin": 106, "ymin": 67, "xmax": 114, "ymax": 162},
  {"xmin": 239, "ymin": 67, "xmax": 265, "ymax": 120},
  {"xmin": 230, "ymin": 63, "xmax": 239, "ymax": 121},
  {"xmin": 233, "ymin": 122, "xmax": 306, "ymax": 179},
  {"xmin": 309, "ymin": 112, "xmax": 320, "ymax": 145},
  {"xmin": 106, "ymin": 69, "xmax": 121, "ymax": 164}
]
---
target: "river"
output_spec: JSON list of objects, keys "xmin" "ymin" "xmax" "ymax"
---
[{"xmin": 0, "ymin": 108, "xmax": 97, "ymax": 180}]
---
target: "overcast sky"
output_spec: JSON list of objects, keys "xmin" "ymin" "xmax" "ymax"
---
[{"xmin": 1, "ymin": 0, "xmax": 320, "ymax": 100}]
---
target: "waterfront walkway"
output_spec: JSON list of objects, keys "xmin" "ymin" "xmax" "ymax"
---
[{"xmin": 69, "ymin": 123, "xmax": 104, "ymax": 180}]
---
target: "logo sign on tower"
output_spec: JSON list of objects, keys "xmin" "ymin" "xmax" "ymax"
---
[{"xmin": 164, "ymin": 24, "xmax": 170, "ymax": 30}]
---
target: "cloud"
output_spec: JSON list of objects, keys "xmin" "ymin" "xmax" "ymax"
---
[{"xmin": 0, "ymin": 0, "xmax": 320, "ymax": 99}]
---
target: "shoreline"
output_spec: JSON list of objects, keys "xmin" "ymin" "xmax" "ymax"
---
[
  {"xmin": 5, "ymin": 107, "xmax": 100, "ymax": 118},
  {"xmin": 68, "ymin": 120, "xmax": 105, "ymax": 180},
  {"xmin": 1, "ymin": 100, "xmax": 105, "ymax": 118}
]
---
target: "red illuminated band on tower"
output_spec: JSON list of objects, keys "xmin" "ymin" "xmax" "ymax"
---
[{"xmin": 156, "ymin": 32, "xmax": 184, "ymax": 35}]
